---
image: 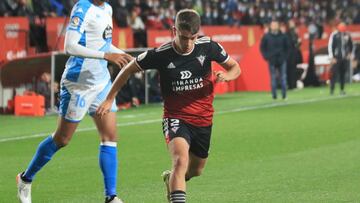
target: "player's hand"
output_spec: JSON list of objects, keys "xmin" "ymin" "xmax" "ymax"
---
[
  {"xmin": 104, "ymin": 53, "xmax": 133, "ymax": 68},
  {"xmin": 331, "ymin": 58, "xmax": 337, "ymax": 64},
  {"xmin": 213, "ymin": 70, "xmax": 229, "ymax": 83},
  {"xmin": 96, "ymin": 99, "xmax": 113, "ymax": 117}
]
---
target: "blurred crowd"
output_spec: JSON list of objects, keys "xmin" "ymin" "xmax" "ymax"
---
[
  {"xmin": 1, "ymin": 0, "xmax": 359, "ymax": 109},
  {"xmin": 1, "ymin": 0, "xmax": 359, "ymax": 49},
  {"xmin": 1, "ymin": 0, "xmax": 359, "ymax": 26}
]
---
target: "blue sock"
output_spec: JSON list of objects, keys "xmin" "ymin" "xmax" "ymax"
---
[
  {"xmin": 99, "ymin": 142, "xmax": 118, "ymax": 197},
  {"xmin": 23, "ymin": 135, "xmax": 59, "ymax": 182}
]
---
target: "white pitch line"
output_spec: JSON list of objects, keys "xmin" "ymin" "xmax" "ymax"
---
[
  {"xmin": 216, "ymin": 94, "xmax": 360, "ymax": 114},
  {"xmin": 0, "ymin": 119, "xmax": 162, "ymax": 143},
  {"xmin": 0, "ymin": 94, "xmax": 358, "ymax": 143}
]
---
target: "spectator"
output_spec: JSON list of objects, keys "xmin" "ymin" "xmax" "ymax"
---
[
  {"xmin": 201, "ymin": 4, "xmax": 213, "ymax": 25},
  {"xmin": 145, "ymin": 10, "xmax": 164, "ymax": 30},
  {"xmin": 60, "ymin": 0, "xmax": 75, "ymax": 15},
  {"xmin": 285, "ymin": 20, "xmax": 302, "ymax": 89},
  {"xmin": 0, "ymin": 0, "xmax": 14, "ymax": 16},
  {"xmin": 10, "ymin": 0, "xmax": 48, "ymax": 53},
  {"xmin": 110, "ymin": 0, "xmax": 128, "ymax": 27},
  {"xmin": 160, "ymin": 8, "xmax": 175, "ymax": 29},
  {"xmin": 146, "ymin": 70, "xmax": 162, "ymax": 103},
  {"xmin": 48, "ymin": 0, "xmax": 66, "ymax": 17},
  {"xmin": 260, "ymin": 20, "xmax": 290, "ymax": 100},
  {"xmin": 116, "ymin": 74, "xmax": 142, "ymax": 109},
  {"xmin": 35, "ymin": 72, "xmax": 59, "ymax": 111},
  {"xmin": 12, "ymin": 0, "xmax": 32, "ymax": 17},
  {"xmin": 328, "ymin": 22, "xmax": 353, "ymax": 95},
  {"xmin": 128, "ymin": 7, "xmax": 147, "ymax": 47},
  {"xmin": 32, "ymin": 0, "xmax": 56, "ymax": 18}
]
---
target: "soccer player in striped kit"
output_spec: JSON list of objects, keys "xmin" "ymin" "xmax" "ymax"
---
[
  {"xmin": 16, "ymin": 0, "xmax": 132, "ymax": 202},
  {"xmin": 97, "ymin": 9, "xmax": 241, "ymax": 203}
]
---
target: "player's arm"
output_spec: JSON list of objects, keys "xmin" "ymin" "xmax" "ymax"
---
[
  {"xmin": 64, "ymin": 31, "xmax": 132, "ymax": 67},
  {"xmin": 96, "ymin": 60, "xmax": 140, "ymax": 116},
  {"xmin": 210, "ymin": 40, "xmax": 241, "ymax": 82},
  {"xmin": 109, "ymin": 44, "xmax": 125, "ymax": 54},
  {"xmin": 214, "ymin": 57, "xmax": 241, "ymax": 83},
  {"xmin": 108, "ymin": 44, "xmax": 134, "ymax": 66}
]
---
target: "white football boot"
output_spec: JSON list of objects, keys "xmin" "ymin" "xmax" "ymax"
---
[
  {"xmin": 106, "ymin": 196, "xmax": 124, "ymax": 203},
  {"xmin": 161, "ymin": 170, "xmax": 171, "ymax": 203},
  {"xmin": 16, "ymin": 173, "xmax": 32, "ymax": 203}
]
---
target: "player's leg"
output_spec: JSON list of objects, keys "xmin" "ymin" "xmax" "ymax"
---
[
  {"xmin": 17, "ymin": 80, "xmax": 89, "ymax": 203},
  {"xmin": 17, "ymin": 117, "xmax": 78, "ymax": 203},
  {"xmin": 185, "ymin": 152, "xmax": 207, "ymax": 181},
  {"xmin": 168, "ymin": 137, "xmax": 190, "ymax": 203},
  {"xmin": 92, "ymin": 112, "xmax": 122, "ymax": 203},
  {"xmin": 22, "ymin": 117, "xmax": 78, "ymax": 180},
  {"xmin": 162, "ymin": 118, "xmax": 191, "ymax": 203},
  {"xmin": 90, "ymin": 80, "xmax": 122, "ymax": 203},
  {"xmin": 185, "ymin": 123, "xmax": 212, "ymax": 181}
]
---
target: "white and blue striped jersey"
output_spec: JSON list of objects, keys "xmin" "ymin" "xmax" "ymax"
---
[{"xmin": 62, "ymin": 0, "xmax": 113, "ymax": 85}]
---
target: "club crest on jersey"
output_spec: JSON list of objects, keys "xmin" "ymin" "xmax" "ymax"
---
[
  {"xmin": 171, "ymin": 127, "xmax": 179, "ymax": 133},
  {"xmin": 70, "ymin": 16, "xmax": 80, "ymax": 28},
  {"xmin": 102, "ymin": 25, "xmax": 112, "ymax": 40},
  {"xmin": 167, "ymin": 62, "xmax": 176, "ymax": 69},
  {"xmin": 197, "ymin": 55, "xmax": 206, "ymax": 66}
]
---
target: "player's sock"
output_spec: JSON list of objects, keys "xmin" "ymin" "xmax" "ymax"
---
[
  {"xmin": 170, "ymin": 190, "xmax": 186, "ymax": 203},
  {"xmin": 22, "ymin": 135, "xmax": 59, "ymax": 182},
  {"xmin": 99, "ymin": 141, "xmax": 118, "ymax": 197}
]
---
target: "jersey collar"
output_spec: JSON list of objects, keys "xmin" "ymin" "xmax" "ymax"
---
[{"xmin": 171, "ymin": 41, "xmax": 194, "ymax": 56}]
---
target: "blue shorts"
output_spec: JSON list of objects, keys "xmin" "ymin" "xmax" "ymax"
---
[{"xmin": 59, "ymin": 79, "xmax": 117, "ymax": 122}]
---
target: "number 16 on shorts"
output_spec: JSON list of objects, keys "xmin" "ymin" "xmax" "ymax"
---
[{"xmin": 75, "ymin": 94, "xmax": 86, "ymax": 107}]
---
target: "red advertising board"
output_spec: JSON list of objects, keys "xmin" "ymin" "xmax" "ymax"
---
[
  {"xmin": 201, "ymin": 26, "xmax": 263, "ymax": 60},
  {"xmin": 46, "ymin": 17, "xmax": 69, "ymax": 51},
  {"xmin": 0, "ymin": 17, "xmax": 29, "ymax": 62},
  {"xmin": 112, "ymin": 25, "xmax": 134, "ymax": 50}
]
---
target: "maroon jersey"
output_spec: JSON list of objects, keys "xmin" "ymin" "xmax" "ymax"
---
[{"xmin": 135, "ymin": 36, "xmax": 229, "ymax": 126}]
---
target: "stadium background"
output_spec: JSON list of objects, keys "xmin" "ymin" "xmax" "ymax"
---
[
  {"xmin": 0, "ymin": 0, "xmax": 360, "ymax": 112},
  {"xmin": 0, "ymin": 0, "xmax": 360, "ymax": 202}
]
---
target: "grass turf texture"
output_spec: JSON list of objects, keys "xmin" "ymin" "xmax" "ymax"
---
[{"xmin": 0, "ymin": 84, "xmax": 360, "ymax": 202}]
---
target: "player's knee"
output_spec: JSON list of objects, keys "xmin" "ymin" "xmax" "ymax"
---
[
  {"xmin": 56, "ymin": 138, "xmax": 70, "ymax": 147},
  {"xmin": 172, "ymin": 155, "xmax": 188, "ymax": 171},
  {"xmin": 100, "ymin": 132, "xmax": 118, "ymax": 142},
  {"xmin": 53, "ymin": 134, "xmax": 71, "ymax": 148}
]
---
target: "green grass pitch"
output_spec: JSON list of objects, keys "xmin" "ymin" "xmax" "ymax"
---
[{"xmin": 1, "ymin": 84, "xmax": 360, "ymax": 202}]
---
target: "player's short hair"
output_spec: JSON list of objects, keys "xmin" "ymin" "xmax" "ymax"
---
[{"xmin": 175, "ymin": 9, "xmax": 201, "ymax": 35}]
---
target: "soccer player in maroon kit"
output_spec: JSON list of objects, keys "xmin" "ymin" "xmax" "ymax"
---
[{"xmin": 97, "ymin": 9, "xmax": 241, "ymax": 203}]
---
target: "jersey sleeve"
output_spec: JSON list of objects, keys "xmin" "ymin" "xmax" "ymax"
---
[
  {"xmin": 209, "ymin": 40, "xmax": 230, "ymax": 64},
  {"xmin": 67, "ymin": 2, "xmax": 91, "ymax": 34},
  {"xmin": 135, "ymin": 49, "xmax": 159, "ymax": 70}
]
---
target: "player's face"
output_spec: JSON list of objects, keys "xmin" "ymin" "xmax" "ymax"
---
[
  {"xmin": 173, "ymin": 27, "xmax": 198, "ymax": 54},
  {"xmin": 93, "ymin": 0, "xmax": 106, "ymax": 5}
]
